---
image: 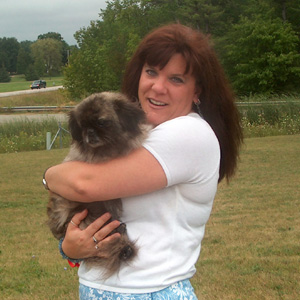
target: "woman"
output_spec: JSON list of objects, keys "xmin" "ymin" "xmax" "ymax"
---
[{"xmin": 44, "ymin": 24, "xmax": 243, "ymax": 299}]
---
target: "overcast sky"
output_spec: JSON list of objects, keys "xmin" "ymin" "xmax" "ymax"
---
[{"xmin": 0, "ymin": 0, "xmax": 107, "ymax": 45}]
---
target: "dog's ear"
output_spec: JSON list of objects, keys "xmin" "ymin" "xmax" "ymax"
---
[
  {"xmin": 68, "ymin": 110, "xmax": 83, "ymax": 142},
  {"xmin": 114, "ymin": 100, "xmax": 146, "ymax": 134}
]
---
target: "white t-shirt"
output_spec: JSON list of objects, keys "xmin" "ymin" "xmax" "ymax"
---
[{"xmin": 78, "ymin": 113, "xmax": 220, "ymax": 293}]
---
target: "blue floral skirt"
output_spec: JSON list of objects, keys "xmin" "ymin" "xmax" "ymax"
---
[{"xmin": 79, "ymin": 279, "xmax": 198, "ymax": 300}]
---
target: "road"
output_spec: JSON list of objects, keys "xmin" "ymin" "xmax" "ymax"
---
[{"xmin": 0, "ymin": 86, "xmax": 63, "ymax": 98}]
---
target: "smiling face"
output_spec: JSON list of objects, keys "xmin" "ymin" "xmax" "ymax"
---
[{"xmin": 138, "ymin": 54, "xmax": 199, "ymax": 126}]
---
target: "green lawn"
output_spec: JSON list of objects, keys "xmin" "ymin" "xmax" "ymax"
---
[
  {"xmin": 0, "ymin": 135, "xmax": 299, "ymax": 299},
  {"xmin": 0, "ymin": 75, "xmax": 64, "ymax": 93}
]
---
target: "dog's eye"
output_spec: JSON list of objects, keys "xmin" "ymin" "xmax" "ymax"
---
[{"xmin": 97, "ymin": 118, "xmax": 111, "ymax": 128}]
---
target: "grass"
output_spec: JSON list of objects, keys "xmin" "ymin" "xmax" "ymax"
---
[
  {"xmin": 0, "ymin": 75, "xmax": 64, "ymax": 93},
  {"xmin": 0, "ymin": 135, "xmax": 299, "ymax": 299},
  {"xmin": 192, "ymin": 135, "xmax": 300, "ymax": 299}
]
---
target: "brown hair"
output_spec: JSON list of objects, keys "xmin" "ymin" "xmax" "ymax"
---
[{"xmin": 122, "ymin": 24, "xmax": 243, "ymax": 182}]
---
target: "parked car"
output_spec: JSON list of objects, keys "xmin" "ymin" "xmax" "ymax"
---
[{"xmin": 30, "ymin": 80, "xmax": 47, "ymax": 89}]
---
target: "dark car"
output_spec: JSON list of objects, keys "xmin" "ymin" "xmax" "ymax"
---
[{"xmin": 30, "ymin": 80, "xmax": 47, "ymax": 89}]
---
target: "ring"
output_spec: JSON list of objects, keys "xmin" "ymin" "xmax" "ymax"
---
[
  {"xmin": 95, "ymin": 245, "xmax": 99, "ymax": 250},
  {"xmin": 92, "ymin": 236, "xmax": 98, "ymax": 243},
  {"xmin": 70, "ymin": 220, "xmax": 79, "ymax": 227}
]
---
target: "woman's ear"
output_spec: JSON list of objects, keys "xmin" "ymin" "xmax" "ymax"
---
[{"xmin": 193, "ymin": 86, "xmax": 202, "ymax": 103}]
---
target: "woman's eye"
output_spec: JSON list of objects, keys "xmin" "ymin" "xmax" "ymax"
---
[
  {"xmin": 171, "ymin": 76, "xmax": 184, "ymax": 84},
  {"xmin": 145, "ymin": 69, "xmax": 157, "ymax": 76}
]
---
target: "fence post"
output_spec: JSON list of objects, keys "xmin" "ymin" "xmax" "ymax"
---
[
  {"xmin": 46, "ymin": 132, "xmax": 51, "ymax": 150},
  {"xmin": 59, "ymin": 122, "xmax": 63, "ymax": 148}
]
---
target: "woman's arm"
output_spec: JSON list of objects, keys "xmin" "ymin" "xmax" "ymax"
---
[{"xmin": 45, "ymin": 147, "xmax": 167, "ymax": 203}]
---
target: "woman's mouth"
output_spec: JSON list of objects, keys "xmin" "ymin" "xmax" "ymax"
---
[{"xmin": 148, "ymin": 98, "xmax": 167, "ymax": 106}]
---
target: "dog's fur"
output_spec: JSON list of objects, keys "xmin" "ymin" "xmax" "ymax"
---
[{"xmin": 46, "ymin": 92, "xmax": 150, "ymax": 277}]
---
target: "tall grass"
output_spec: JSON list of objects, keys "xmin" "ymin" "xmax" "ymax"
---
[
  {"xmin": 0, "ymin": 119, "xmax": 71, "ymax": 153},
  {"xmin": 1, "ymin": 103, "xmax": 300, "ymax": 153},
  {"xmin": 240, "ymin": 101, "xmax": 300, "ymax": 137}
]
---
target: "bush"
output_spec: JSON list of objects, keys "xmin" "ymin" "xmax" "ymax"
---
[{"xmin": 0, "ymin": 65, "xmax": 11, "ymax": 82}]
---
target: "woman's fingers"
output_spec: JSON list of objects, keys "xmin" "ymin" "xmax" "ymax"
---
[
  {"xmin": 94, "ymin": 220, "xmax": 121, "ymax": 241},
  {"xmin": 93, "ymin": 232, "xmax": 121, "ymax": 258},
  {"xmin": 69, "ymin": 209, "xmax": 88, "ymax": 229},
  {"xmin": 85, "ymin": 212, "xmax": 119, "ymax": 236}
]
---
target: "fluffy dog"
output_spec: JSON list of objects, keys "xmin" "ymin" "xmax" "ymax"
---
[{"xmin": 46, "ymin": 92, "xmax": 150, "ymax": 277}]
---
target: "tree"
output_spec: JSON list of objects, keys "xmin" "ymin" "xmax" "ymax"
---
[
  {"xmin": 38, "ymin": 32, "xmax": 64, "ymax": 41},
  {"xmin": 0, "ymin": 65, "xmax": 11, "ymax": 82},
  {"xmin": 180, "ymin": 0, "xmax": 224, "ymax": 34},
  {"xmin": 64, "ymin": 0, "xmax": 180, "ymax": 98},
  {"xmin": 31, "ymin": 38, "xmax": 63, "ymax": 77},
  {"xmin": 38, "ymin": 32, "xmax": 71, "ymax": 65},
  {"xmin": 223, "ymin": 16, "xmax": 300, "ymax": 95},
  {"xmin": 63, "ymin": 0, "xmax": 300, "ymax": 97},
  {"xmin": 0, "ymin": 37, "xmax": 19, "ymax": 73},
  {"xmin": 25, "ymin": 64, "xmax": 39, "ymax": 81},
  {"xmin": 17, "ymin": 41, "xmax": 34, "ymax": 74}
]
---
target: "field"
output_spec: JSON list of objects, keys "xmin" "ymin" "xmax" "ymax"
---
[
  {"xmin": 0, "ymin": 135, "xmax": 299, "ymax": 299},
  {"xmin": 0, "ymin": 80, "xmax": 299, "ymax": 298},
  {"xmin": 0, "ymin": 75, "xmax": 64, "ymax": 93}
]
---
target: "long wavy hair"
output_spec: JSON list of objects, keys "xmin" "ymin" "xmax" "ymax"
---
[{"xmin": 122, "ymin": 23, "xmax": 243, "ymax": 182}]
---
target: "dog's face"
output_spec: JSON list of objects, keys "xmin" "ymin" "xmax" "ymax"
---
[{"xmin": 69, "ymin": 92, "xmax": 147, "ymax": 154}]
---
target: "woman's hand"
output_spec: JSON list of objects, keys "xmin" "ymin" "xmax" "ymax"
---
[{"xmin": 62, "ymin": 209, "xmax": 121, "ymax": 260}]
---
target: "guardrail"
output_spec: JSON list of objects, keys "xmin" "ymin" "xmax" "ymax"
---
[
  {"xmin": 0, "ymin": 106, "xmax": 74, "ymax": 112},
  {"xmin": 236, "ymin": 101, "xmax": 300, "ymax": 106}
]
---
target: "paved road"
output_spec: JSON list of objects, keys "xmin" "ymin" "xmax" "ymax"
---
[
  {"xmin": 0, "ymin": 86, "xmax": 63, "ymax": 98},
  {"xmin": 0, "ymin": 113, "xmax": 68, "ymax": 124}
]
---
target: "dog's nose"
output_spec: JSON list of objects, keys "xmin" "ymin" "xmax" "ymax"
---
[
  {"xmin": 87, "ymin": 128, "xmax": 95, "ymax": 136},
  {"xmin": 86, "ymin": 128, "xmax": 100, "ymax": 145}
]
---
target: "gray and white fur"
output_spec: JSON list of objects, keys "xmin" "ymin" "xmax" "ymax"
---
[{"xmin": 46, "ymin": 92, "xmax": 150, "ymax": 277}]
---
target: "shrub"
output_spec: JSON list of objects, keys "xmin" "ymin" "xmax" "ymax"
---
[{"xmin": 0, "ymin": 65, "xmax": 11, "ymax": 82}]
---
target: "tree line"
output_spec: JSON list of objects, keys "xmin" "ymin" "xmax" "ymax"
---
[
  {"xmin": 1, "ymin": 0, "xmax": 300, "ymax": 97},
  {"xmin": 64, "ymin": 0, "xmax": 300, "ymax": 97},
  {"xmin": 0, "ymin": 32, "xmax": 75, "ymax": 82}
]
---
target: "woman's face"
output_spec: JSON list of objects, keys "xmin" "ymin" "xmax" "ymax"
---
[{"xmin": 138, "ymin": 53, "xmax": 199, "ymax": 126}]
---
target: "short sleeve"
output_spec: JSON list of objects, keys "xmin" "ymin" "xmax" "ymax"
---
[{"xmin": 143, "ymin": 114, "xmax": 220, "ymax": 186}]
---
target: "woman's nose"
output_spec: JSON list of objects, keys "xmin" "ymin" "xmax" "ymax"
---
[{"xmin": 151, "ymin": 77, "xmax": 167, "ymax": 94}]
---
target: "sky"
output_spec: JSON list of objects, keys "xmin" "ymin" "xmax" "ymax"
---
[{"xmin": 0, "ymin": 0, "xmax": 108, "ymax": 45}]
